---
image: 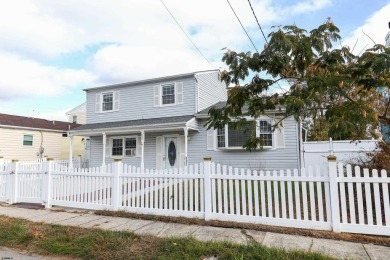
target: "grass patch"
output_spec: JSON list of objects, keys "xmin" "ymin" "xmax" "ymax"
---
[
  {"xmin": 95, "ymin": 210, "xmax": 390, "ymax": 247},
  {"xmin": 0, "ymin": 215, "xmax": 333, "ymax": 260}
]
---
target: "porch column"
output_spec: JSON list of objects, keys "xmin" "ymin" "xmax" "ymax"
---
[
  {"xmin": 140, "ymin": 130, "xmax": 145, "ymax": 172},
  {"xmin": 184, "ymin": 127, "xmax": 188, "ymax": 166},
  {"xmin": 102, "ymin": 132, "xmax": 106, "ymax": 166},
  {"xmin": 69, "ymin": 134, "xmax": 74, "ymax": 169}
]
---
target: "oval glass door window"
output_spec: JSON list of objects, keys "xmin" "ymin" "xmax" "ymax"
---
[{"xmin": 168, "ymin": 141, "xmax": 176, "ymax": 166}]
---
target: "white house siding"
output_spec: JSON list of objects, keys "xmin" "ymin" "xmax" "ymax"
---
[
  {"xmin": 0, "ymin": 128, "xmax": 63, "ymax": 160},
  {"xmin": 86, "ymin": 76, "xmax": 196, "ymax": 124},
  {"xmin": 186, "ymin": 117, "xmax": 300, "ymax": 170},
  {"xmin": 196, "ymin": 71, "xmax": 227, "ymax": 112},
  {"xmin": 89, "ymin": 117, "xmax": 299, "ymax": 170}
]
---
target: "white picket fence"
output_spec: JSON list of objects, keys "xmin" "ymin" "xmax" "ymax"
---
[{"xmin": 0, "ymin": 158, "xmax": 389, "ymax": 236}]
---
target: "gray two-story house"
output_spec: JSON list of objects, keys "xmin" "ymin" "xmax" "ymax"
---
[{"xmin": 70, "ymin": 70, "xmax": 301, "ymax": 170}]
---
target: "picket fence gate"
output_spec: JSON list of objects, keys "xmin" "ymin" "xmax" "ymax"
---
[{"xmin": 0, "ymin": 157, "xmax": 389, "ymax": 236}]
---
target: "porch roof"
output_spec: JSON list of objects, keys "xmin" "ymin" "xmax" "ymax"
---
[{"xmin": 69, "ymin": 115, "xmax": 195, "ymax": 136}]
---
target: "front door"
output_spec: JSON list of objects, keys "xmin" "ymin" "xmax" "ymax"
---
[{"xmin": 164, "ymin": 137, "xmax": 178, "ymax": 169}]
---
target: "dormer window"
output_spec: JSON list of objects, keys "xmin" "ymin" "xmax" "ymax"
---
[
  {"xmin": 154, "ymin": 82, "xmax": 183, "ymax": 107},
  {"xmin": 95, "ymin": 91, "xmax": 119, "ymax": 113},
  {"xmin": 162, "ymin": 84, "xmax": 175, "ymax": 105},
  {"xmin": 102, "ymin": 92, "xmax": 113, "ymax": 111}
]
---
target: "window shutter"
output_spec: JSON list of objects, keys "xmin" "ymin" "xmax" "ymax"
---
[
  {"xmin": 274, "ymin": 118, "xmax": 285, "ymax": 148},
  {"xmin": 156, "ymin": 136, "xmax": 163, "ymax": 170},
  {"xmin": 113, "ymin": 91, "xmax": 120, "ymax": 111},
  {"xmin": 105, "ymin": 138, "xmax": 112, "ymax": 158},
  {"xmin": 176, "ymin": 82, "xmax": 183, "ymax": 104},
  {"xmin": 136, "ymin": 136, "xmax": 142, "ymax": 157},
  {"xmin": 95, "ymin": 94, "xmax": 101, "ymax": 113},
  {"xmin": 179, "ymin": 135, "xmax": 186, "ymax": 168},
  {"xmin": 206, "ymin": 128, "xmax": 214, "ymax": 150},
  {"xmin": 153, "ymin": 86, "xmax": 160, "ymax": 107}
]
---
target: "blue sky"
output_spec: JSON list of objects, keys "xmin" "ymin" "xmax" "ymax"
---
[{"xmin": 0, "ymin": 0, "xmax": 389, "ymax": 121}]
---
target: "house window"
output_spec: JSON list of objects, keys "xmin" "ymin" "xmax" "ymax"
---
[
  {"xmin": 217, "ymin": 120, "xmax": 272, "ymax": 148},
  {"xmin": 217, "ymin": 127, "xmax": 225, "ymax": 148},
  {"xmin": 102, "ymin": 92, "xmax": 113, "ymax": 111},
  {"xmin": 125, "ymin": 138, "xmax": 137, "ymax": 156},
  {"xmin": 23, "ymin": 135, "xmax": 33, "ymax": 146},
  {"xmin": 111, "ymin": 137, "xmax": 137, "ymax": 157},
  {"xmin": 112, "ymin": 138, "xmax": 123, "ymax": 156},
  {"xmin": 72, "ymin": 115, "xmax": 77, "ymax": 123},
  {"xmin": 162, "ymin": 84, "xmax": 175, "ymax": 105},
  {"xmin": 258, "ymin": 120, "xmax": 273, "ymax": 147}
]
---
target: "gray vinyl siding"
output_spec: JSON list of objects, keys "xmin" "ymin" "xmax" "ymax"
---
[
  {"xmin": 90, "ymin": 117, "xmax": 300, "ymax": 170},
  {"xmin": 90, "ymin": 131, "xmax": 185, "ymax": 168},
  {"xmin": 187, "ymin": 117, "xmax": 299, "ymax": 170},
  {"xmin": 196, "ymin": 71, "xmax": 227, "ymax": 112},
  {"xmin": 86, "ymin": 76, "xmax": 196, "ymax": 124}
]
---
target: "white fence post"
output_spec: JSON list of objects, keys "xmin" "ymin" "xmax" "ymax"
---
[
  {"xmin": 8, "ymin": 160, "xmax": 19, "ymax": 204},
  {"xmin": 43, "ymin": 158, "xmax": 53, "ymax": 208},
  {"xmin": 112, "ymin": 159, "xmax": 122, "ymax": 211},
  {"xmin": 328, "ymin": 155, "xmax": 340, "ymax": 232},
  {"xmin": 203, "ymin": 157, "xmax": 212, "ymax": 221}
]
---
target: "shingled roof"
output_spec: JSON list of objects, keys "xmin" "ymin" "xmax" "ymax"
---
[{"xmin": 0, "ymin": 113, "xmax": 80, "ymax": 131}]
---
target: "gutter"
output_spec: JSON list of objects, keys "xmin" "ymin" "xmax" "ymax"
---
[{"xmin": 69, "ymin": 120, "xmax": 197, "ymax": 135}]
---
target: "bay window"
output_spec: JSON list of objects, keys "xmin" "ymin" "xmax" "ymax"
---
[{"xmin": 217, "ymin": 120, "xmax": 273, "ymax": 148}]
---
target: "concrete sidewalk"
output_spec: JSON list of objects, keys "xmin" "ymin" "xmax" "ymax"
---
[{"xmin": 0, "ymin": 205, "xmax": 389, "ymax": 260}]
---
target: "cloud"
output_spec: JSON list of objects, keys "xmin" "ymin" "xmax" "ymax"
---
[
  {"xmin": 342, "ymin": 4, "xmax": 390, "ymax": 54},
  {"xmin": 289, "ymin": 0, "xmax": 332, "ymax": 15},
  {"xmin": 88, "ymin": 45, "xmax": 211, "ymax": 83},
  {"xmin": 0, "ymin": 0, "xmax": 334, "ymax": 105},
  {"xmin": 0, "ymin": 52, "xmax": 95, "ymax": 101}
]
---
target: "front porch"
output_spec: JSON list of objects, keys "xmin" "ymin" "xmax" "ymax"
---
[{"xmin": 68, "ymin": 115, "xmax": 199, "ymax": 170}]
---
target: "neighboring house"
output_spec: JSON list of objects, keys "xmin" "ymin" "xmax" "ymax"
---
[
  {"xmin": 0, "ymin": 113, "xmax": 79, "ymax": 161},
  {"xmin": 66, "ymin": 102, "xmax": 86, "ymax": 124},
  {"xmin": 70, "ymin": 70, "xmax": 301, "ymax": 170},
  {"xmin": 61, "ymin": 103, "xmax": 90, "ymax": 163}
]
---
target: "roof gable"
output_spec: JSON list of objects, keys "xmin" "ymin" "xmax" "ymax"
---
[{"xmin": 66, "ymin": 103, "xmax": 86, "ymax": 115}]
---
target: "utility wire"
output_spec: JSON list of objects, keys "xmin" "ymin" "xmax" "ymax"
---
[
  {"xmin": 159, "ymin": 0, "xmax": 216, "ymax": 69},
  {"xmin": 246, "ymin": 0, "xmax": 285, "ymax": 93},
  {"xmin": 247, "ymin": 0, "xmax": 268, "ymax": 44},
  {"xmin": 226, "ymin": 0, "xmax": 259, "ymax": 53}
]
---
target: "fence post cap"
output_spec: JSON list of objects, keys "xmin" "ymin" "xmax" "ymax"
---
[
  {"xmin": 203, "ymin": 156, "xmax": 212, "ymax": 161},
  {"xmin": 47, "ymin": 158, "xmax": 54, "ymax": 161},
  {"xmin": 114, "ymin": 158, "xmax": 122, "ymax": 162},
  {"xmin": 11, "ymin": 159, "xmax": 19, "ymax": 163},
  {"xmin": 327, "ymin": 155, "xmax": 337, "ymax": 162}
]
